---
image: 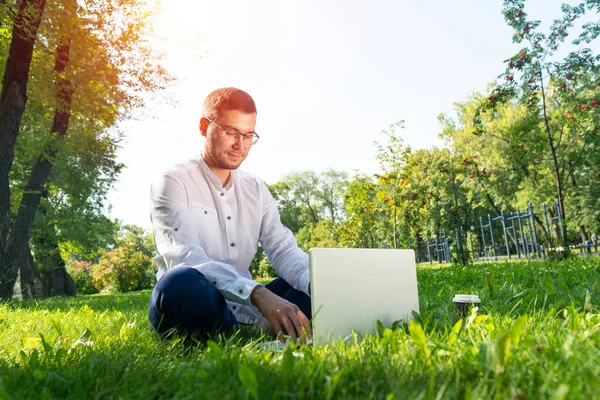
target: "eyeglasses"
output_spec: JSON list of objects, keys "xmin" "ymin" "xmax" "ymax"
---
[{"xmin": 205, "ymin": 117, "xmax": 260, "ymax": 145}]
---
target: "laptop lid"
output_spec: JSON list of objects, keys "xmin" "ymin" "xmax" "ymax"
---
[{"xmin": 309, "ymin": 248, "xmax": 419, "ymax": 346}]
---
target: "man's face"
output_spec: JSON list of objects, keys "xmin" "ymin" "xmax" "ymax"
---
[{"xmin": 200, "ymin": 109, "xmax": 257, "ymax": 171}]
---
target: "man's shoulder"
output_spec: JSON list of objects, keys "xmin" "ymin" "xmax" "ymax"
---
[
  {"xmin": 235, "ymin": 169, "xmax": 273, "ymax": 200},
  {"xmin": 236, "ymin": 168, "xmax": 265, "ymax": 187},
  {"xmin": 155, "ymin": 158, "xmax": 202, "ymax": 180}
]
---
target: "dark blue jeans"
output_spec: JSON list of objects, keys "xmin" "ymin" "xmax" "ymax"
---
[{"xmin": 148, "ymin": 266, "xmax": 312, "ymax": 337}]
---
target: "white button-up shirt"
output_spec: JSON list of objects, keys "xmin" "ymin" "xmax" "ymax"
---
[{"xmin": 150, "ymin": 156, "xmax": 310, "ymax": 323}]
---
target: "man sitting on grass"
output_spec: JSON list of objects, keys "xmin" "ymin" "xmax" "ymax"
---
[{"xmin": 148, "ymin": 87, "xmax": 311, "ymax": 343}]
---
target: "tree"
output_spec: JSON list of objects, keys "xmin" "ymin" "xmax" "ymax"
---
[
  {"xmin": 285, "ymin": 171, "xmax": 322, "ymax": 225},
  {"xmin": 374, "ymin": 121, "xmax": 409, "ymax": 249},
  {"xmin": 441, "ymin": 94, "xmax": 559, "ymax": 243},
  {"xmin": 0, "ymin": 0, "xmax": 47, "ymax": 298},
  {"xmin": 474, "ymin": 0, "xmax": 600, "ymax": 243},
  {"xmin": 269, "ymin": 169, "xmax": 349, "ymax": 234},
  {"xmin": 314, "ymin": 169, "xmax": 348, "ymax": 225},
  {"xmin": 338, "ymin": 175, "xmax": 382, "ymax": 248},
  {"xmin": 0, "ymin": 0, "xmax": 170, "ymax": 299}
]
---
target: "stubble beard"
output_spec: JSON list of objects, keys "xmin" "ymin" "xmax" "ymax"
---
[{"xmin": 206, "ymin": 143, "xmax": 246, "ymax": 171}]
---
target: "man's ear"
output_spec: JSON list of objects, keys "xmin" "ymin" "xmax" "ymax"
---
[{"xmin": 199, "ymin": 117, "xmax": 208, "ymax": 137}]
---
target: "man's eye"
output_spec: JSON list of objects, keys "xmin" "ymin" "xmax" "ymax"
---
[{"xmin": 224, "ymin": 130, "xmax": 238, "ymax": 136}]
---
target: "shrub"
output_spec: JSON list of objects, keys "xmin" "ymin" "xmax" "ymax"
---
[
  {"xmin": 257, "ymin": 257, "xmax": 276, "ymax": 278},
  {"xmin": 68, "ymin": 261, "xmax": 99, "ymax": 295},
  {"xmin": 91, "ymin": 246, "xmax": 156, "ymax": 292},
  {"xmin": 451, "ymin": 246, "xmax": 473, "ymax": 267},
  {"xmin": 546, "ymin": 247, "xmax": 573, "ymax": 261}
]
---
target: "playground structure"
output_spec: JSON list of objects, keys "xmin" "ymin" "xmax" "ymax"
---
[
  {"xmin": 478, "ymin": 200, "xmax": 563, "ymax": 260},
  {"xmin": 425, "ymin": 231, "xmax": 451, "ymax": 264},
  {"xmin": 421, "ymin": 199, "xmax": 584, "ymax": 264}
]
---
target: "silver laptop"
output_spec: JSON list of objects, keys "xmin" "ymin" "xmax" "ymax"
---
[{"xmin": 310, "ymin": 248, "xmax": 420, "ymax": 346}]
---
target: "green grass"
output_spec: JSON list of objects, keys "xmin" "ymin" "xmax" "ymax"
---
[{"xmin": 1, "ymin": 257, "xmax": 600, "ymax": 399}]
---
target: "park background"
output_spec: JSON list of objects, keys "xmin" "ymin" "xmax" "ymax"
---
[
  {"xmin": 2, "ymin": 0, "xmax": 599, "ymax": 296},
  {"xmin": 1, "ymin": 0, "xmax": 600, "ymax": 398}
]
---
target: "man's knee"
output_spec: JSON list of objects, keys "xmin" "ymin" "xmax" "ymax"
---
[
  {"xmin": 153, "ymin": 266, "xmax": 210, "ymax": 307},
  {"xmin": 148, "ymin": 266, "xmax": 235, "ymax": 335}
]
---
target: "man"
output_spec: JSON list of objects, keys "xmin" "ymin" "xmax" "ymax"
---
[{"xmin": 148, "ymin": 87, "xmax": 311, "ymax": 343}]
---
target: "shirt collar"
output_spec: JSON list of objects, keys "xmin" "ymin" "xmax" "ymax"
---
[{"xmin": 196, "ymin": 154, "xmax": 235, "ymax": 191}]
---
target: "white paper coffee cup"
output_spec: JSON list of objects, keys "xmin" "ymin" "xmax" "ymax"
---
[{"xmin": 453, "ymin": 294, "xmax": 481, "ymax": 316}]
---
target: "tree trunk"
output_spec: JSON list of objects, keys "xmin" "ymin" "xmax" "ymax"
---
[
  {"xmin": 19, "ymin": 245, "xmax": 44, "ymax": 299},
  {"xmin": 580, "ymin": 225, "xmax": 589, "ymax": 244},
  {"xmin": 539, "ymin": 71, "xmax": 567, "ymax": 243},
  {"xmin": 33, "ymin": 214, "xmax": 76, "ymax": 297},
  {"xmin": 41, "ymin": 267, "xmax": 76, "ymax": 297},
  {"xmin": 548, "ymin": 208, "xmax": 561, "ymax": 244},
  {"xmin": 533, "ymin": 214, "xmax": 550, "ymax": 246},
  {"xmin": 450, "ymin": 176, "xmax": 464, "ymax": 254},
  {"xmin": 0, "ymin": 37, "xmax": 73, "ymax": 299},
  {"xmin": 0, "ymin": 0, "xmax": 47, "ymax": 300}
]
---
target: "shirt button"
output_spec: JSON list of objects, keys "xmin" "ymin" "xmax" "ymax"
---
[
  {"xmin": 220, "ymin": 192, "xmax": 224, "ymax": 196},
  {"xmin": 212, "ymin": 281, "xmax": 217, "ymax": 285},
  {"xmin": 204, "ymin": 211, "xmax": 208, "ymax": 214},
  {"xmin": 227, "ymin": 216, "xmax": 231, "ymax": 220},
  {"xmin": 232, "ymin": 305, "xmax": 237, "ymax": 310},
  {"xmin": 230, "ymin": 243, "xmax": 235, "ymax": 247},
  {"xmin": 174, "ymin": 227, "xmax": 179, "ymax": 232},
  {"xmin": 238, "ymin": 289, "xmax": 243, "ymax": 294}
]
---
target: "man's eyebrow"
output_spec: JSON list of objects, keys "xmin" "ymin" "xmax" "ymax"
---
[{"xmin": 222, "ymin": 125, "xmax": 256, "ymax": 134}]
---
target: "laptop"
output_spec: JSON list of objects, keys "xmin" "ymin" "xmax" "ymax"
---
[{"xmin": 309, "ymin": 248, "xmax": 420, "ymax": 346}]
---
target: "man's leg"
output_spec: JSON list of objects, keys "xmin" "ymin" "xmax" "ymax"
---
[
  {"xmin": 148, "ymin": 266, "xmax": 237, "ymax": 337},
  {"xmin": 265, "ymin": 278, "xmax": 312, "ymax": 319}
]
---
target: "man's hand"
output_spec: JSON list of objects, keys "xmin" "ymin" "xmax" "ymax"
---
[{"xmin": 250, "ymin": 285, "xmax": 312, "ymax": 343}]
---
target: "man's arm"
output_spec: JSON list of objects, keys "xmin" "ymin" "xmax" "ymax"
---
[
  {"xmin": 258, "ymin": 184, "xmax": 310, "ymax": 296},
  {"xmin": 252, "ymin": 182, "xmax": 312, "ymax": 342},
  {"xmin": 150, "ymin": 172, "xmax": 262, "ymax": 304}
]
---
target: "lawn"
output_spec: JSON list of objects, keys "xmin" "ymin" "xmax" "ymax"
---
[{"xmin": 1, "ymin": 257, "xmax": 599, "ymax": 399}]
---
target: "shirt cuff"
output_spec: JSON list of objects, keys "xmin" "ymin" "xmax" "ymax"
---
[
  {"xmin": 221, "ymin": 276, "xmax": 263, "ymax": 305},
  {"xmin": 299, "ymin": 270, "xmax": 310, "ymax": 297}
]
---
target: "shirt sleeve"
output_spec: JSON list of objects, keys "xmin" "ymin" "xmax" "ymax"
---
[
  {"xmin": 150, "ymin": 172, "xmax": 262, "ymax": 304},
  {"xmin": 258, "ymin": 183, "xmax": 310, "ymax": 296}
]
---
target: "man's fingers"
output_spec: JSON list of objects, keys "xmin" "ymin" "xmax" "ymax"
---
[
  {"xmin": 269, "ymin": 318, "xmax": 284, "ymax": 343},
  {"xmin": 287, "ymin": 312, "xmax": 306, "ymax": 344},
  {"xmin": 280, "ymin": 315, "xmax": 298, "ymax": 343},
  {"xmin": 297, "ymin": 310, "xmax": 312, "ymax": 339}
]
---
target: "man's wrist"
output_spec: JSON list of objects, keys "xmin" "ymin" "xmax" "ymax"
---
[{"xmin": 250, "ymin": 285, "xmax": 267, "ymax": 306}]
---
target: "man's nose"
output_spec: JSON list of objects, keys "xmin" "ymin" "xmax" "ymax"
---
[{"xmin": 232, "ymin": 134, "xmax": 244, "ymax": 147}]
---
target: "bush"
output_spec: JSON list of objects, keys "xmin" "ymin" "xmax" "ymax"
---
[
  {"xmin": 546, "ymin": 247, "xmax": 573, "ymax": 261},
  {"xmin": 451, "ymin": 246, "xmax": 473, "ymax": 267},
  {"xmin": 68, "ymin": 261, "xmax": 98, "ymax": 295},
  {"xmin": 91, "ymin": 246, "xmax": 156, "ymax": 292},
  {"xmin": 248, "ymin": 248, "xmax": 264, "ymax": 277},
  {"xmin": 257, "ymin": 257, "xmax": 276, "ymax": 278}
]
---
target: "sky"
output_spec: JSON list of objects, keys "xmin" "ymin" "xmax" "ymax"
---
[{"xmin": 107, "ymin": 0, "xmax": 587, "ymax": 230}]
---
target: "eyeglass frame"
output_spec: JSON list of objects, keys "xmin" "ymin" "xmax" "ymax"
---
[{"xmin": 204, "ymin": 117, "xmax": 260, "ymax": 145}]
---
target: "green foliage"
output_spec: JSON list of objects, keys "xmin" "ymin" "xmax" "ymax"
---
[
  {"xmin": 248, "ymin": 247, "xmax": 265, "ymax": 278},
  {"xmin": 546, "ymin": 247, "xmax": 574, "ymax": 261},
  {"xmin": 451, "ymin": 246, "xmax": 473, "ymax": 267},
  {"xmin": 1, "ymin": 257, "xmax": 600, "ymax": 398},
  {"xmin": 256, "ymin": 256, "xmax": 276, "ymax": 278},
  {"xmin": 337, "ymin": 175, "xmax": 382, "ymax": 248},
  {"xmin": 472, "ymin": 0, "xmax": 600, "ymax": 241},
  {"xmin": 1, "ymin": 0, "xmax": 172, "ymax": 298},
  {"xmin": 67, "ymin": 261, "xmax": 98, "ymax": 295},
  {"xmin": 268, "ymin": 169, "xmax": 349, "ymax": 235},
  {"xmin": 296, "ymin": 220, "xmax": 340, "ymax": 252},
  {"xmin": 88, "ymin": 225, "xmax": 156, "ymax": 292},
  {"xmin": 91, "ymin": 246, "xmax": 154, "ymax": 293}
]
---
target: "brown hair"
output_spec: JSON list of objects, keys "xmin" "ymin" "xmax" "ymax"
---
[{"xmin": 202, "ymin": 87, "xmax": 257, "ymax": 120}]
